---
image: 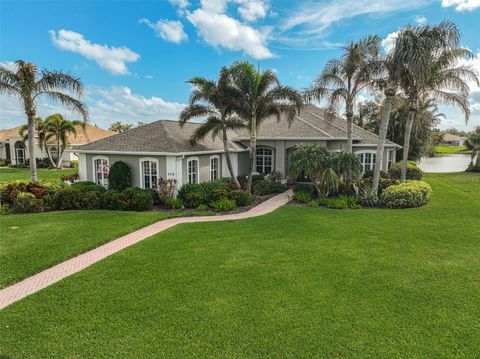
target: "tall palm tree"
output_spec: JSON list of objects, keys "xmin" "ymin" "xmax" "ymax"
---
[
  {"xmin": 230, "ymin": 60, "xmax": 304, "ymax": 193},
  {"xmin": 0, "ymin": 60, "xmax": 88, "ymax": 180},
  {"xmin": 44, "ymin": 114, "xmax": 77, "ymax": 168},
  {"xmin": 305, "ymin": 35, "xmax": 380, "ymax": 153},
  {"xmin": 19, "ymin": 117, "xmax": 56, "ymax": 168},
  {"xmin": 398, "ymin": 21, "xmax": 478, "ymax": 182},
  {"xmin": 179, "ymin": 67, "xmax": 245, "ymax": 188}
]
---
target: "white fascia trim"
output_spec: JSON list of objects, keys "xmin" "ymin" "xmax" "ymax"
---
[
  {"xmin": 72, "ymin": 149, "xmax": 247, "ymax": 156},
  {"xmin": 235, "ymin": 137, "xmax": 343, "ymax": 141},
  {"xmin": 353, "ymin": 143, "xmax": 401, "ymax": 148}
]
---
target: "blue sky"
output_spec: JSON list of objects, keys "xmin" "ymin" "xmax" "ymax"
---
[{"xmin": 1, "ymin": 0, "xmax": 479, "ymax": 130}]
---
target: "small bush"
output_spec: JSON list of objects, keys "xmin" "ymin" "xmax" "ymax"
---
[
  {"xmin": 0, "ymin": 203, "xmax": 9, "ymax": 215},
  {"xmin": 210, "ymin": 198, "xmax": 237, "ymax": 212},
  {"xmin": 61, "ymin": 173, "xmax": 79, "ymax": 183},
  {"xmin": 108, "ymin": 161, "xmax": 131, "ymax": 191},
  {"xmin": 356, "ymin": 186, "xmax": 378, "ymax": 207},
  {"xmin": 389, "ymin": 161, "xmax": 423, "ymax": 180},
  {"xmin": 11, "ymin": 192, "xmax": 44, "ymax": 213},
  {"xmin": 362, "ymin": 170, "xmax": 388, "ymax": 179},
  {"xmin": 307, "ymin": 200, "xmax": 319, "ymax": 208},
  {"xmin": 71, "ymin": 181, "xmax": 105, "ymax": 193},
  {"xmin": 293, "ymin": 191, "xmax": 311, "ymax": 204},
  {"xmin": 154, "ymin": 178, "xmax": 177, "ymax": 203},
  {"xmin": 0, "ymin": 159, "xmax": 10, "ymax": 166},
  {"xmin": 380, "ymin": 180, "xmax": 432, "ymax": 209},
  {"xmin": 166, "ymin": 198, "xmax": 183, "ymax": 209},
  {"xmin": 51, "ymin": 187, "xmax": 84, "ymax": 210},
  {"xmin": 38, "ymin": 179, "xmax": 68, "ymax": 194},
  {"xmin": 356, "ymin": 177, "xmax": 399, "ymax": 196},
  {"xmin": 294, "ymin": 183, "xmax": 317, "ymax": 196},
  {"xmin": 316, "ymin": 198, "xmax": 329, "ymax": 206},
  {"xmin": 227, "ymin": 189, "xmax": 252, "ymax": 207},
  {"xmin": 196, "ymin": 204, "xmax": 209, "ymax": 211},
  {"xmin": 326, "ymin": 197, "xmax": 348, "ymax": 209},
  {"xmin": 253, "ymin": 180, "xmax": 286, "ymax": 195},
  {"xmin": 118, "ymin": 187, "xmax": 154, "ymax": 211}
]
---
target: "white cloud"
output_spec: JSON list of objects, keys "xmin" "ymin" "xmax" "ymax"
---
[
  {"xmin": 0, "ymin": 86, "xmax": 186, "ymax": 129},
  {"xmin": 186, "ymin": 5, "xmax": 273, "ymax": 59},
  {"xmin": 415, "ymin": 15, "xmax": 428, "ymax": 25},
  {"xmin": 441, "ymin": 0, "xmax": 480, "ymax": 11},
  {"xmin": 49, "ymin": 29, "xmax": 140, "ymax": 75},
  {"xmin": 169, "ymin": 0, "xmax": 190, "ymax": 8},
  {"xmin": 237, "ymin": 0, "xmax": 269, "ymax": 22},
  {"xmin": 145, "ymin": 75, "xmax": 154, "ymax": 79},
  {"xmin": 200, "ymin": 0, "xmax": 227, "ymax": 13},
  {"xmin": 282, "ymin": 0, "xmax": 427, "ymax": 36},
  {"xmin": 140, "ymin": 19, "xmax": 188, "ymax": 43},
  {"xmin": 381, "ymin": 31, "xmax": 399, "ymax": 54}
]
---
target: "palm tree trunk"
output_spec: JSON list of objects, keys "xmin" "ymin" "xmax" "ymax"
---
[
  {"xmin": 372, "ymin": 94, "xmax": 393, "ymax": 194},
  {"xmin": 475, "ymin": 150, "xmax": 480, "ymax": 167},
  {"xmin": 346, "ymin": 104, "xmax": 354, "ymax": 153},
  {"xmin": 246, "ymin": 115, "xmax": 257, "ymax": 193},
  {"xmin": 26, "ymin": 109, "xmax": 38, "ymax": 181},
  {"xmin": 56, "ymin": 135, "xmax": 62, "ymax": 168},
  {"xmin": 44, "ymin": 144, "xmax": 56, "ymax": 168},
  {"xmin": 223, "ymin": 128, "xmax": 241, "ymax": 188},
  {"xmin": 401, "ymin": 110, "xmax": 415, "ymax": 183}
]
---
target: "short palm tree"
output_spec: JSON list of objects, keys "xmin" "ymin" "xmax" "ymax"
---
[
  {"xmin": 305, "ymin": 35, "xmax": 380, "ymax": 153},
  {"xmin": 0, "ymin": 60, "xmax": 88, "ymax": 180},
  {"xmin": 179, "ymin": 67, "xmax": 245, "ymax": 188},
  {"xmin": 230, "ymin": 60, "xmax": 304, "ymax": 193},
  {"xmin": 398, "ymin": 22, "xmax": 478, "ymax": 182},
  {"xmin": 465, "ymin": 127, "xmax": 480, "ymax": 167},
  {"xmin": 44, "ymin": 114, "xmax": 77, "ymax": 168},
  {"xmin": 19, "ymin": 117, "xmax": 56, "ymax": 168}
]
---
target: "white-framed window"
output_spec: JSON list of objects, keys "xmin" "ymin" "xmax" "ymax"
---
[
  {"xmin": 356, "ymin": 151, "xmax": 376, "ymax": 173},
  {"xmin": 16, "ymin": 148, "xmax": 25, "ymax": 164},
  {"xmin": 93, "ymin": 156, "xmax": 109, "ymax": 187},
  {"xmin": 210, "ymin": 155, "xmax": 219, "ymax": 181},
  {"xmin": 256, "ymin": 147, "xmax": 273, "ymax": 174},
  {"xmin": 387, "ymin": 150, "xmax": 394, "ymax": 169},
  {"xmin": 140, "ymin": 158, "xmax": 159, "ymax": 189},
  {"xmin": 187, "ymin": 157, "xmax": 199, "ymax": 184}
]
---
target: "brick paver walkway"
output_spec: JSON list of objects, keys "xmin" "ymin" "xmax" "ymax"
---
[{"xmin": 0, "ymin": 190, "xmax": 292, "ymax": 310}]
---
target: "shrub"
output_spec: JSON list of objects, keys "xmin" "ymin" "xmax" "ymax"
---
[
  {"xmin": 108, "ymin": 161, "xmax": 131, "ymax": 191},
  {"xmin": 38, "ymin": 179, "xmax": 68, "ymax": 194},
  {"xmin": 316, "ymin": 198, "xmax": 329, "ymax": 206},
  {"xmin": 166, "ymin": 198, "xmax": 183, "ymax": 209},
  {"xmin": 11, "ymin": 192, "xmax": 44, "ymax": 213},
  {"xmin": 362, "ymin": 169, "xmax": 388, "ymax": 179},
  {"xmin": 307, "ymin": 200, "xmax": 319, "ymax": 208},
  {"xmin": 70, "ymin": 160, "xmax": 78, "ymax": 169},
  {"xmin": 380, "ymin": 180, "xmax": 432, "ymax": 209},
  {"xmin": 71, "ymin": 181, "xmax": 105, "ymax": 193},
  {"xmin": 326, "ymin": 197, "xmax": 348, "ymax": 209},
  {"xmin": 294, "ymin": 183, "xmax": 317, "ymax": 196},
  {"xmin": 51, "ymin": 187, "xmax": 84, "ymax": 210},
  {"xmin": 0, "ymin": 159, "xmax": 10, "ymax": 167},
  {"xmin": 196, "ymin": 204, "xmax": 209, "ymax": 211},
  {"xmin": 293, "ymin": 191, "xmax": 311, "ymax": 204},
  {"xmin": 388, "ymin": 161, "xmax": 423, "ymax": 180},
  {"xmin": 0, "ymin": 203, "xmax": 9, "ymax": 215},
  {"xmin": 227, "ymin": 189, "xmax": 252, "ymax": 207},
  {"xmin": 61, "ymin": 173, "xmax": 79, "ymax": 183},
  {"xmin": 253, "ymin": 180, "xmax": 286, "ymax": 195},
  {"xmin": 210, "ymin": 198, "xmax": 237, "ymax": 212},
  {"xmin": 177, "ymin": 180, "xmax": 231, "ymax": 208},
  {"xmin": 154, "ymin": 178, "xmax": 177, "ymax": 203},
  {"xmin": 356, "ymin": 186, "xmax": 378, "ymax": 207},
  {"xmin": 118, "ymin": 187, "xmax": 154, "ymax": 211},
  {"xmin": 356, "ymin": 177, "xmax": 399, "ymax": 196},
  {"xmin": 0, "ymin": 181, "xmax": 58, "ymax": 203}
]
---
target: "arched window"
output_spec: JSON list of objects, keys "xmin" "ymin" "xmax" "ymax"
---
[
  {"xmin": 256, "ymin": 147, "xmax": 273, "ymax": 174},
  {"xmin": 187, "ymin": 157, "xmax": 199, "ymax": 184},
  {"xmin": 140, "ymin": 158, "xmax": 158, "ymax": 189},
  {"xmin": 93, "ymin": 156, "xmax": 109, "ymax": 187},
  {"xmin": 356, "ymin": 151, "xmax": 376, "ymax": 173},
  {"xmin": 14, "ymin": 141, "xmax": 25, "ymax": 165},
  {"xmin": 210, "ymin": 155, "xmax": 219, "ymax": 180}
]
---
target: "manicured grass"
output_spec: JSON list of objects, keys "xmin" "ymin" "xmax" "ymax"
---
[
  {"xmin": 1, "ymin": 173, "xmax": 479, "ymax": 357},
  {"xmin": 434, "ymin": 145, "xmax": 471, "ymax": 155},
  {"xmin": 0, "ymin": 210, "xmax": 182, "ymax": 288},
  {"xmin": 0, "ymin": 167, "xmax": 77, "ymax": 182}
]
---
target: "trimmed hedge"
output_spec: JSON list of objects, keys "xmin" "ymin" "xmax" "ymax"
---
[
  {"xmin": 380, "ymin": 180, "xmax": 432, "ymax": 209},
  {"xmin": 108, "ymin": 161, "xmax": 132, "ymax": 191},
  {"xmin": 253, "ymin": 180, "xmax": 286, "ymax": 195},
  {"xmin": 389, "ymin": 161, "xmax": 423, "ymax": 180}
]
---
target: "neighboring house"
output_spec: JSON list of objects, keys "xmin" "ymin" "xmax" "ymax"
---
[
  {"xmin": 0, "ymin": 124, "xmax": 115, "ymax": 166},
  {"xmin": 75, "ymin": 105, "xmax": 400, "ymax": 189},
  {"xmin": 442, "ymin": 133, "xmax": 467, "ymax": 146}
]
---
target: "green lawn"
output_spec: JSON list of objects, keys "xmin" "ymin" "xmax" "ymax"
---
[
  {"xmin": 0, "ymin": 167, "xmax": 77, "ymax": 182},
  {"xmin": 0, "ymin": 210, "xmax": 183, "ymax": 288},
  {"xmin": 1, "ymin": 173, "xmax": 479, "ymax": 358},
  {"xmin": 433, "ymin": 145, "xmax": 471, "ymax": 155}
]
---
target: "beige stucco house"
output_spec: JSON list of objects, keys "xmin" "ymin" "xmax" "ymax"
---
[
  {"xmin": 0, "ymin": 124, "xmax": 115, "ymax": 167},
  {"xmin": 74, "ymin": 105, "xmax": 400, "ymax": 189}
]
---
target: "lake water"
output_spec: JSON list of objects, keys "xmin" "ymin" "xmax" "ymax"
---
[{"xmin": 417, "ymin": 154, "xmax": 471, "ymax": 173}]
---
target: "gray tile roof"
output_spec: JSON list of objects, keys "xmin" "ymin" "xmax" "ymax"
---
[{"xmin": 77, "ymin": 105, "xmax": 399, "ymax": 153}]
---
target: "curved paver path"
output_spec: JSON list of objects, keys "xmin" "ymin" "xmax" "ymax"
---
[{"xmin": 0, "ymin": 189, "xmax": 292, "ymax": 310}]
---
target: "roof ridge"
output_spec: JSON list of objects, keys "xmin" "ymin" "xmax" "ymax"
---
[
  {"xmin": 296, "ymin": 115, "xmax": 334, "ymax": 138},
  {"xmin": 306, "ymin": 110, "xmax": 361, "ymax": 139}
]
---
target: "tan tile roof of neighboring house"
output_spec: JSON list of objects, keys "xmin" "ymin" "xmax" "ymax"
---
[
  {"xmin": 0, "ymin": 126, "xmax": 23, "ymax": 142},
  {"xmin": 76, "ymin": 105, "xmax": 400, "ymax": 154},
  {"xmin": 443, "ymin": 133, "xmax": 466, "ymax": 141},
  {"xmin": 77, "ymin": 120, "xmax": 245, "ymax": 153}
]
